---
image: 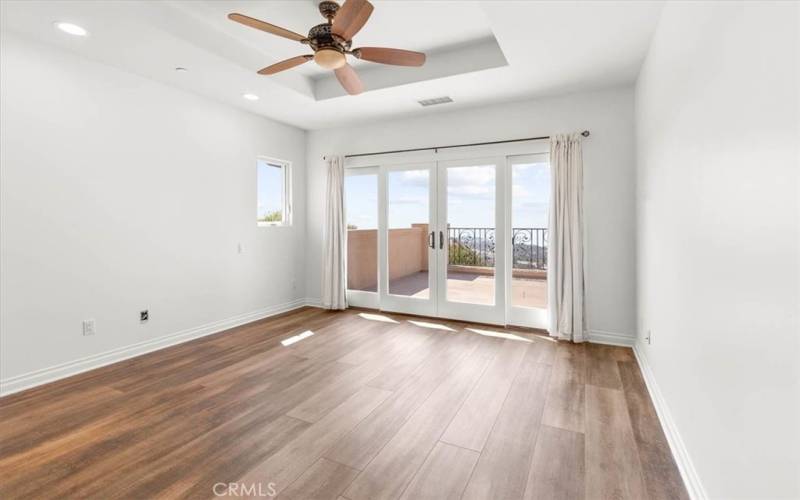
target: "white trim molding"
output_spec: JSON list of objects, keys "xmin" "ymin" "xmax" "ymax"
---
[
  {"xmin": 634, "ymin": 342, "xmax": 708, "ymax": 500},
  {"xmin": 587, "ymin": 329, "xmax": 636, "ymax": 346},
  {"xmin": 0, "ymin": 298, "xmax": 314, "ymax": 397},
  {"xmin": 303, "ymin": 297, "xmax": 325, "ymax": 309}
]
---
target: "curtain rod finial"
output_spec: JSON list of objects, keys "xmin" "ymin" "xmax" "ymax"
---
[{"xmin": 581, "ymin": 130, "xmax": 590, "ymax": 137}]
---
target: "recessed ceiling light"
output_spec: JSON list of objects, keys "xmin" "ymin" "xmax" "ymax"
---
[
  {"xmin": 54, "ymin": 22, "xmax": 88, "ymax": 37},
  {"xmin": 242, "ymin": 93, "xmax": 259, "ymax": 101}
]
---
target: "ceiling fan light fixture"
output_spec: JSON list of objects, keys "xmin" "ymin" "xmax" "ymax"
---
[{"xmin": 314, "ymin": 48, "xmax": 346, "ymax": 70}]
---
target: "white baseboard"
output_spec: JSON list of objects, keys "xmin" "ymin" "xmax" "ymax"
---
[
  {"xmin": 633, "ymin": 343, "xmax": 708, "ymax": 500},
  {"xmin": 587, "ymin": 329, "xmax": 636, "ymax": 346},
  {"xmin": 0, "ymin": 298, "xmax": 315, "ymax": 397},
  {"xmin": 303, "ymin": 297, "xmax": 325, "ymax": 309}
]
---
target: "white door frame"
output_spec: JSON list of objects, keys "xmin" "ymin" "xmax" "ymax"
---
[
  {"xmin": 344, "ymin": 166, "xmax": 380, "ymax": 309},
  {"xmin": 505, "ymin": 153, "xmax": 550, "ymax": 329},
  {"xmin": 435, "ymin": 156, "xmax": 506, "ymax": 325},
  {"xmin": 378, "ymin": 161, "xmax": 438, "ymax": 317},
  {"xmin": 344, "ymin": 139, "xmax": 551, "ymax": 328}
]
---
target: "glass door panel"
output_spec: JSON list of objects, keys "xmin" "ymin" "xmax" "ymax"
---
[
  {"xmin": 345, "ymin": 169, "xmax": 379, "ymax": 308},
  {"xmin": 387, "ymin": 169, "xmax": 430, "ymax": 298},
  {"xmin": 445, "ymin": 165, "xmax": 496, "ymax": 305},
  {"xmin": 507, "ymin": 153, "xmax": 550, "ymax": 328},
  {"xmin": 380, "ymin": 163, "xmax": 436, "ymax": 317},
  {"xmin": 511, "ymin": 160, "xmax": 550, "ymax": 308},
  {"xmin": 436, "ymin": 158, "xmax": 505, "ymax": 324}
]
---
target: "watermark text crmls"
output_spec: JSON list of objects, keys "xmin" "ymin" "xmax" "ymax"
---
[{"xmin": 213, "ymin": 482, "xmax": 277, "ymax": 497}]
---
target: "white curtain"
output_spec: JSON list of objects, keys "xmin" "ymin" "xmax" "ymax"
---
[
  {"xmin": 322, "ymin": 155, "xmax": 347, "ymax": 310},
  {"xmin": 547, "ymin": 133, "xmax": 586, "ymax": 342}
]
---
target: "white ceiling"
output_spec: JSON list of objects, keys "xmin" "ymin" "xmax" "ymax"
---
[{"xmin": 0, "ymin": 1, "xmax": 664, "ymax": 130}]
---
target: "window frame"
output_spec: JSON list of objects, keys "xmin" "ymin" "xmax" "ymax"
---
[{"xmin": 256, "ymin": 156, "xmax": 292, "ymax": 228}]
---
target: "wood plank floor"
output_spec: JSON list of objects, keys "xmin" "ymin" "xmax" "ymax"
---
[{"xmin": 0, "ymin": 307, "xmax": 688, "ymax": 500}]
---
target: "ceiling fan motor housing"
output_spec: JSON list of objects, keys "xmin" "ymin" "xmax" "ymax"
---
[
  {"xmin": 318, "ymin": 1, "xmax": 340, "ymax": 21},
  {"xmin": 308, "ymin": 24, "xmax": 348, "ymax": 69},
  {"xmin": 308, "ymin": 23, "xmax": 349, "ymax": 51}
]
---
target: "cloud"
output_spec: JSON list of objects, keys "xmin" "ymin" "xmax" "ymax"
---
[
  {"xmin": 513, "ymin": 162, "xmax": 548, "ymax": 171},
  {"xmin": 397, "ymin": 170, "xmax": 429, "ymax": 188},
  {"xmin": 389, "ymin": 197, "xmax": 425, "ymax": 205},
  {"xmin": 448, "ymin": 185, "xmax": 493, "ymax": 197},
  {"xmin": 520, "ymin": 201, "xmax": 548, "ymax": 209},
  {"xmin": 448, "ymin": 166, "xmax": 494, "ymax": 186},
  {"xmin": 446, "ymin": 166, "xmax": 495, "ymax": 199}
]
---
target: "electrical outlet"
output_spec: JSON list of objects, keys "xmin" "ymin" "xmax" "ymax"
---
[
  {"xmin": 237, "ymin": 243, "xmax": 243, "ymax": 254},
  {"xmin": 140, "ymin": 310, "xmax": 149, "ymax": 323},
  {"xmin": 82, "ymin": 319, "xmax": 96, "ymax": 336},
  {"xmin": 645, "ymin": 329, "xmax": 652, "ymax": 345}
]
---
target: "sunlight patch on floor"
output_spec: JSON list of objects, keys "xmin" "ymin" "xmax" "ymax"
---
[
  {"xmin": 281, "ymin": 330, "xmax": 314, "ymax": 346},
  {"xmin": 358, "ymin": 313, "xmax": 399, "ymax": 323},
  {"xmin": 465, "ymin": 327, "xmax": 532, "ymax": 343},
  {"xmin": 408, "ymin": 320, "xmax": 456, "ymax": 332}
]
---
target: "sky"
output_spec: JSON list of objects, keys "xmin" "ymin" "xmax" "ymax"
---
[
  {"xmin": 511, "ymin": 162, "xmax": 550, "ymax": 229},
  {"xmin": 345, "ymin": 162, "xmax": 550, "ymax": 230},
  {"xmin": 257, "ymin": 160, "xmax": 283, "ymax": 219}
]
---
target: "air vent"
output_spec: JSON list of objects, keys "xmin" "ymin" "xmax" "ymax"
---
[{"xmin": 418, "ymin": 96, "xmax": 454, "ymax": 107}]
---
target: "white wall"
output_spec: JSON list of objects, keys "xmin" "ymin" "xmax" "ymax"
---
[
  {"xmin": 635, "ymin": 2, "xmax": 799, "ymax": 498},
  {"xmin": 0, "ymin": 34, "xmax": 307, "ymax": 390},
  {"xmin": 306, "ymin": 88, "xmax": 637, "ymax": 339}
]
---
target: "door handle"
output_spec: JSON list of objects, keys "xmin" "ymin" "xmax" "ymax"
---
[
  {"xmin": 428, "ymin": 231, "xmax": 435, "ymax": 249},
  {"xmin": 439, "ymin": 231, "xmax": 444, "ymax": 250}
]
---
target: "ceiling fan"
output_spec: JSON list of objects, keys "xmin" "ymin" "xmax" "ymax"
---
[{"xmin": 228, "ymin": 0, "xmax": 426, "ymax": 96}]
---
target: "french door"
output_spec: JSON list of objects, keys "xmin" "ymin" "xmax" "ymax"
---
[
  {"xmin": 375, "ymin": 158, "xmax": 505, "ymax": 324},
  {"xmin": 345, "ymin": 150, "xmax": 550, "ymax": 328}
]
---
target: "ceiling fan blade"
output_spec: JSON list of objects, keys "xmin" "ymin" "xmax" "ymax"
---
[
  {"xmin": 228, "ymin": 13, "xmax": 306, "ymax": 42},
  {"xmin": 334, "ymin": 64, "xmax": 364, "ymax": 95},
  {"xmin": 258, "ymin": 55, "xmax": 314, "ymax": 75},
  {"xmin": 332, "ymin": 0, "xmax": 373, "ymax": 41},
  {"xmin": 354, "ymin": 47, "xmax": 426, "ymax": 67}
]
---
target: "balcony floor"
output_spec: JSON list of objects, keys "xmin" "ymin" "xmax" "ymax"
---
[{"xmin": 371, "ymin": 271, "xmax": 547, "ymax": 309}]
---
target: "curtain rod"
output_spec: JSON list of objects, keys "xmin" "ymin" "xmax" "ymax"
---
[{"xmin": 324, "ymin": 130, "xmax": 590, "ymax": 160}]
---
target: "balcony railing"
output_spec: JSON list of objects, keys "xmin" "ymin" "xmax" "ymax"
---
[
  {"xmin": 447, "ymin": 227, "xmax": 548, "ymax": 270},
  {"xmin": 511, "ymin": 227, "xmax": 548, "ymax": 270}
]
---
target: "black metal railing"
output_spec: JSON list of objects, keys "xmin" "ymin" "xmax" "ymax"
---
[
  {"xmin": 448, "ymin": 227, "xmax": 496, "ymax": 267},
  {"xmin": 511, "ymin": 227, "xmax": 548, "ymax": 270},
  {"xmin": 447, "ymin": 227, "xmax": 547, "ymax": 270}
]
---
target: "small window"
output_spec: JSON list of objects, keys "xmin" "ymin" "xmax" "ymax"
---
[{"xmin": 257, "ymin": 158, "xmax": 291, "ymax": 226}]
